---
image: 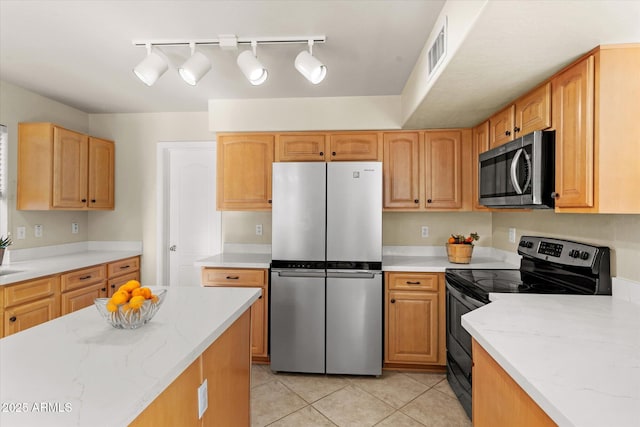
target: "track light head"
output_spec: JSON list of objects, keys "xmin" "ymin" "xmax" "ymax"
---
[
  {"xmin": 237, "ymin": 42, "xmax": 268, "ymax": 85},
  {"xmin": 133, "ymin": 44, "xmax": 168, "ymax": 86},
  {"xmin": 295, "ymin": 41, "xmax": 326, "ymax": 84},
  {"xmin": 179, "ymin": 44, "xmax": 211, "ymax": 85}
]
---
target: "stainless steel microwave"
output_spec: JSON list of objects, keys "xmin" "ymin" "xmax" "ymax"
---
[{"xmin": 478, "ymin": 130, "xmax": 555, "ymax": 208}]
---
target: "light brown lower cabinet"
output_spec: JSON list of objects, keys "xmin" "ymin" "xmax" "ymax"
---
[
  {"xmin": 60, "ymin": 264, "xmax": 107, "ymax": 315},
  {"xmin": 201, "ymin": 267, "xmax": 269, "ymax": 362},
  {"xmin": 384, "ymin": 272, "xmax": 446, "ymax": 369},
  {"xmin": 130, "ymin": 309, "xmax": 251, "ymax": 427},
  {"xmin": 2, "ymin": 276, "xmax": 60, "ymax": 337},
  {"xmin": 472, "ymin": 339, "xmax": 557, "ymax": 427}
]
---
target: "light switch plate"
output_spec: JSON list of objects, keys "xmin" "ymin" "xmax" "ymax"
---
[
  {"xmin": 198, "ymin": 379, "xmax": 208, "ymax": 419},
  {"xmin": 34, "ymin": 224, "xmax": 43, "ymax": 238},
  {"xmin": 16, "ymin": 226, "xmax": 26, "ymax": 240}
]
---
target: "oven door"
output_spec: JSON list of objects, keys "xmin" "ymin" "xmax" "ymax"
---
[{"xmin": 445, "ymin": 280, "xmax": 485, "ymax": 418}]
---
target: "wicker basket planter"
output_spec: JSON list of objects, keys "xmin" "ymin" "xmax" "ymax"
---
[{"xmin": 446, "ymin": 243, "xmax": 474, "ymax": 264}]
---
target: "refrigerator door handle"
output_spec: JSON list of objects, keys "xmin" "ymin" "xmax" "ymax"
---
[
  {"xmin": 326, "ymin": 270, "xmax": 381, "ymax": 279},
  {"xmin": 273, "ymin": 269, "xmax": 326, "ymax": 278}
]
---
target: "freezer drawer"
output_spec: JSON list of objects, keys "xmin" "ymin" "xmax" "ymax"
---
[
  {"xmin": 270, "ymin": 269, "xmax": 325, "ymax": 374},
  {"xmin": 326, "ymin": 271, "xmax": 382, "ymax": 375}
]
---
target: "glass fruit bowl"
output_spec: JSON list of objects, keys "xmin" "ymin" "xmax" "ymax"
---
[{"xmin": 94, "ymin": 288, "xmax": 167, "ymax": 329}]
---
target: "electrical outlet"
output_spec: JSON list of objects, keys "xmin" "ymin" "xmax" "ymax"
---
[
  {"xmin": 255, "ymin": 224, "xmax": 263, "ymax": 236},
  {"xmin": 198, "ymin": 379, "xmax": 208, "ymax": 419},
  {"xmin": 72, "ymin": 223, "xmax": 79, "ymax": 234},
  {"xmin": 508, "ymin": 227, "xmax": 516, "ymax": 243},
  {"xmin": 17, "ymin": 226, "xmax": 26, "ymax": 240},
  {"xmin": 34, "ymin": 224, "xmax": 43, "ymax": 238},
  {"xmin": 421, "ymin": 226, "xmax": 429, "ymax": 238}
]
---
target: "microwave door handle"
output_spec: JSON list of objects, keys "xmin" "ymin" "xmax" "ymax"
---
[{"xmin": 510, "ymin": 148, "xmax": 524, "ymax": 194}]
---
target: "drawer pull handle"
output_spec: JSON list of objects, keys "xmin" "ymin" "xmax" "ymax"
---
[
  {"xmin": 390, "ymin": 299, "xmax": 396, "ymax": 304},
  {"xmin": 226, "ymin": 276, "xmax": 240, "ymax": 280},
  {"xmin": 406, "ymin": 281, "xmax": 421, "ymax": 285},
  {"xmin": 119, "ymin": 265, "xmax": 131, "ymax": 270},
  {"xmin": 9, "ymin": 316, "xmax": 17, "ymax": 322},
  {"xmin": 80, "ymin": 275, "xmax": 92, "ymax": 280}
]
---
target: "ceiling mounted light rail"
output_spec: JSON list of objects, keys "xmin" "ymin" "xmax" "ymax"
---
[{"xmin": 132, "ymin": 35, "xmax": 326, "ymax": 86}]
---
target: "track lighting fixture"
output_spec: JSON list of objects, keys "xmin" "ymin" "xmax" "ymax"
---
[
  {"xmin": 132, "ymin": 35, "xmax": 326, "ymax": 86},
  {"xmin": 179, "ymin": 43, "xmax": 212, "ymax": 86},
  {"xmin": 133, "ymin": 43, "xmax": 168, "ymax": 86},
  {"xmin": 295, "ymin": 40, "xmax": 327, "ymax": 84}
]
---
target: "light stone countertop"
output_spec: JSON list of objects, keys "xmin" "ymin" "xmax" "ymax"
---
[
  {"xmin": 0, "ymin": 286, "xmax": 261, "ymax": 427},
  {"xmin": 462, "ymin": 294, "xmax": 640, "ymax": 427},
  {"xmin": 194, "ymin": 252, "xmax": 272, "ymax": 269}
]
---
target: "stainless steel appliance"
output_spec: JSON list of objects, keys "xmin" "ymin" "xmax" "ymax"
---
[
  {"xmin": 270, "ymin": 162, "xmax": 382, "ymax": 376},
  {"xmin": 479, "ymin": 130, "xmax": 555, "ymax": 208},
  {"xmin": 445, "ymin": 236, "xmax": 611, "ymax": 418}
]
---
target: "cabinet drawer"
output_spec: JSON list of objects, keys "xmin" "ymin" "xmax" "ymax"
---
[
  {"xmin": 4, "ymin": 276, "xmax": 58, "ymax": 308},
  {"xmin": 107, "ymin": 256, "xmax": 140, "ymax": 277},
  {"xmin": 387, "ymin": 272, "xmax": 439, "ymax": 291},
  {"xmin": 202, "ymin": 268, "xmax": 266, "ymax": 287},
  {"xmin": 60, "ymin": 265, "xmax": 107, "ymax": 292}
]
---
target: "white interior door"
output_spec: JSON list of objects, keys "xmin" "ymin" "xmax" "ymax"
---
[{"xmin": 168, "ymin": 145, "xmax": 220, "ymax": 286}]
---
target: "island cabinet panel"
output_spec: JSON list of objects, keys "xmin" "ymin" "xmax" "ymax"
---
[
  {"xmin": 275, "ymin": 133, "xmax": 327, "ymax": 161},
  {"xmin": 2, "ymin": 275, "xmax": 60, "ymax": 337},
  {"xmin": 383, "ymin": 132, "xmax": 421, "ymax": 209},
  {"xmin": 202, "ymin": 267, "xmax": 269, "ymax": 361},
  {"xmin": 328, "ymin": 132, "xmax": 382, "ymax": 161},
  {"xmin": 217, "ymin": 133, "xmax": 274, "ymax": 211},
  {"xmin": 384, "ymin": 272, "xmax": 446, "ymax": 368},
  {"xmin": 18, "ymin": 122, "xmax": 115, "ymax": 210},
  {"xmin": 472, "ymin": 339, "xmax": 557, "ymax": 427}
]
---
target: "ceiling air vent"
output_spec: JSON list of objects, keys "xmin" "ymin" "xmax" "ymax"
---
[{"xmin": 427, "ymin": 20, "xmax": 447, "ymax": 77}]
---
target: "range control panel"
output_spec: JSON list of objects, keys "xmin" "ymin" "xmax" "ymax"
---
[{"xmin": 518, "ymin": 236, "xmax": 603, "ymax": 268}]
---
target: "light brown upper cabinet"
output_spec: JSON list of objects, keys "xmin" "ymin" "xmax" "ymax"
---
[
  {"xmin": 552, "ymin": 45, "xmax": 640, "ymax": 213},
  {"xmin": 383, "ymin": 130, "xmax": 471, "ymax": 211},
  {"xmin": 328, "ymin": 132, "xmax": 382, "ymax": 161},
  {"xmin": 489, "ymin": 82, "xmax": 551, "ymax": 149},
  {"xmin": 18, "ymin": 123, "xmax": 114, "ymax": 210},
  {"xmin": 471, "ymin": 121, "xmax": 490, "ymax": 211},
  {"xmin": 217, "ymin": 133, "xmax": 274, "ymax": 210},
  {"xmin": 275, "ymin": 133, "xmax": 327, "ymax": 161}
]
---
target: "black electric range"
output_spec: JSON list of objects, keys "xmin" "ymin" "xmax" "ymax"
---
[{"xmin": 444, "ymin": 236, "xmax": 612, "ymax": 419}]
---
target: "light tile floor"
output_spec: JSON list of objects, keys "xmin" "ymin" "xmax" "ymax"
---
[{"xmin": 251, "ymin": 364, "xmax": 472, "ymax": 427}]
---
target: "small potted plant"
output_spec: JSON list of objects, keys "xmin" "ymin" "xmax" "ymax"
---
[
  {"xmin": 446, "ymin": 232, "xmax": 479, "ymax": 264},
  {"xmin": 0, "ymin": 234, "xmax": 12, "ymax": 265}
]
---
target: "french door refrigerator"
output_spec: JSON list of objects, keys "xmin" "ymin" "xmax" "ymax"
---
[{"xmin": 270, "ymin": 162, "xmax": 382, "ymax": 376}]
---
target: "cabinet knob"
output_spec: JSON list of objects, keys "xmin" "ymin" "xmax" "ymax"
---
[
  {"xmin": 551, "ymin": 192, "xmax": 560, "ymax": 199},
  {"xmin": 81, "ymin": 198, "xmax": 87, "ymax": 203},
  {"xmin": 332, "ymin": 152, "xmax": 337, "ymax": 156},
  {"xmin": 427, "ymin": 199, "xmax": 432, "ymax": 203},
  {"xmin": 101, "ymin": 287, "xmax": 107, "ymax": 292},
  {"xmin": 258, "ymin": 295, "xmax": 263, "ymax": 299},
  {"xmin": 514, "ymin": 126, "xmax": 521, "ymax": 133},
  {"xmin": 319, "ymin": 152, "xmax": 324, "ymax": 156},
  {"xmin": 268, "ymin": 199, "xmax": 272, "ymax": 204},
  {"xmin": 9, "ymin": 316, "xmax": 17, "ymax": 322},
  {"xmin": 91, "ymin": 199, "xmax": 96, "ymax": 203},
  {"xmin": 414, "ymin": 199, "xmax": 419, "ymax": 204},
  {"xmin": 390, "ymin": 299, "xmax": 396, "ymax": 304},
  {"xmin": 505, "ymin": 130, "xmax": 511, "ymax": 136},
  {"xmin": 111, "ymin": 284, "xmax": 116, "ymax": 289}
]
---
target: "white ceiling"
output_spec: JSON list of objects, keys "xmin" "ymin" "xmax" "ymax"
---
[{"xmin": 1, "ymin": 0, "xmax": 639, "ymax": 128}]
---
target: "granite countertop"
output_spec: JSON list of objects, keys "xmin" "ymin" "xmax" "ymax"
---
[
  {"xmin": 0, "ymin": 242, "xmax": 142, "ymax": 287},
  {"xmin": 194, "ymin": 245, "xmax": 520, "ymax": 272},
  {"xmin": 462, "ymin": 294, "xmax": 640, "ymax": 427},
  {"xmin": 0, "ymin": 286, "xmax": 261, "ymax": 426}
]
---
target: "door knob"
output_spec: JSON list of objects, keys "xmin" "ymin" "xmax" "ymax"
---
[
  {"xmin": 390, "ymin": 299, "xmax": 396, "ymax": 304},
  {"xmin": 169, "ymin": 245, "xmax": 177, "ymax": 251}
]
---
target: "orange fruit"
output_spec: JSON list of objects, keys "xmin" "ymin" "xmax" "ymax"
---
[
  {"xmin": 150, "ymin": 294, "xmax": 159, "ymax": 303},
  {"xmin": 122, "ymin": 280, "xmax": 141, "ymax": 292},
  {"xmin": 128, "ymin": 295, "xmax": 146, "ymax": 310},
  {"xmin": 131, "ymin": 288, "xmax": 145, "ymax": 298},
  {"xmin": 139, "ymin": 287, "xmax": 152, "ymax": 299},
  {"xmin": 106, "ymin": 301, "xmax": 118, "ymax": 312},
  {"xmin": 448, "ymin": 237, "xmax": 456, "ymax": 244},
  {"xmin": 110, "ymin": 290, "xmax": 129, "ymax": 306}
]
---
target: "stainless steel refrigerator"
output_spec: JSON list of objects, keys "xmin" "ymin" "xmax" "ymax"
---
[{"xmin": 270, "ymin": 162, "xmax": 382, "ymax": 376}]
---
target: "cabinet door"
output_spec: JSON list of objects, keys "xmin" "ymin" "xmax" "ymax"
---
[
  {"xmin": 423, "ymin": 130, "xmax": 462, "ymax": 209},
  {"xmin": 329, "ymin": 132, "xmax": 381, "ymax": 161},
  {"xmin": 61, "ymin": 282, "xmax": 108, "ymax": 315},
  {"xmin": 52, "ymin": 127, "xmax": 88, "ymax": 208},
  {"xmin": 4, "ymin": 296, "xmax": 58, "ymax": 337},
  {"xmin": 552, "ymin": 55, "xmax": 595, "ymax": 208},
  {"xmin": 472, "ymin": 121, "xmax": 490, "ymax": 211},
  {"xmin": 489, "ymin": 105, "xmax": 515, "ymax": 148},
  {"xmin": 515, "ymin": 82, "xmax": 551, "ymax": 137},
  {"xmin": 276, "ymin": 133, "xmax": 326, "ymax": 161},
  {"xmin": 250, "ymin": 286, "xmax": 268, "ymax": 359},
  {"xmin": 88, "ymin": 137, "xmax": 115, "ymax": 209},
  {"xmin": 383, "ymin": 132, "xmax": 421, "ymax": 209},
  {"xmin": 217, "ymin": 134, "xmax": 274, "ymax": 210},
  {"xmin": 108, "ymin": 271, "xmax": 140, "ymax": 297},
  {"xmin": 386, "ymin": 290, "xmax": 439, "ymax": 364}
]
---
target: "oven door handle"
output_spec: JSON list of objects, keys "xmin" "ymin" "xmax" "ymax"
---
[
  {"xmin": 510, "ymin": 148, "xmax": 532, "ymax": 195},
  {"xmin": 446, "ymin": 282, "xmax": 486, "ymax": 309}
]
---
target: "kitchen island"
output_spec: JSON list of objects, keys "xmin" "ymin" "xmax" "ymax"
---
[
  {"xmin": 462, "ymin": 294, "xmax": 640, "ymax": 427},
  {"xmin": 0, "ymin": 286, "xmax": 260, "ymax": 426}
]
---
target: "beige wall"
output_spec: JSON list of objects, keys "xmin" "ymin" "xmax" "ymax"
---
[
  {"xmin": 492, "ymin": 211, "xmax": 640, "ymax": 281},
  {"xmin": 383, "ymin": 212, "xmax": 492, "ymax": 246},
  {"xmin": 0, "ymin": 81, "xmax": 90, "ymax": 249}
]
